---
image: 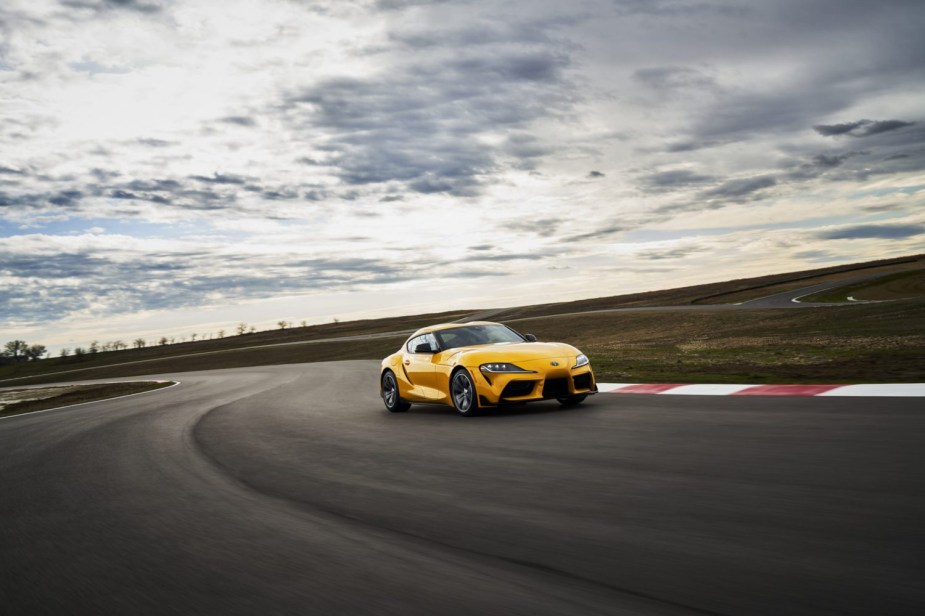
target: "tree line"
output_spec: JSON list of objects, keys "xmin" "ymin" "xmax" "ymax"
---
[
  {"xmin": 3, "ymin": 319, "xmax": 328, "ymax": 365},
  {"xmin": 2, "ymin": 340, "xmax": 47, "ymax": 362}
]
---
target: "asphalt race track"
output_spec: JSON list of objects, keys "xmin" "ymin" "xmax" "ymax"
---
[{"xmin": 2, "ymin": 361, "xmax": 924, "ymax": 615}]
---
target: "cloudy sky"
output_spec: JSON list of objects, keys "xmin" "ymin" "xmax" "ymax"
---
[{"xmin": 2, "ymin": 0, "xmax": 924, "ymax": 351}]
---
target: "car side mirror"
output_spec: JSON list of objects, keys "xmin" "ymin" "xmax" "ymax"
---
[
  {"xmin": 524, "ymin": 334, "xmax": 537, "ymax": 342},
  {"xmin": 413, "ymin": 342, "xmax": 436, "ymax": 354}
]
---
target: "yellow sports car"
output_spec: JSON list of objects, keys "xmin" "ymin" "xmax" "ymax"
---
[{"xmin": 380, "ymin": 321, "xmax": 596, "ymax": 416}]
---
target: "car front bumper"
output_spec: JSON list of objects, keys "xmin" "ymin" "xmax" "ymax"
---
[{"xmin": 473, "ymin": 365, "xmax": 597, "ymax": 406}]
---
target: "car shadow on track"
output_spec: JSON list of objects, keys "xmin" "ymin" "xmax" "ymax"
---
[{"xmin": 383, "ymin": 399, "xmax": 597, "ymax": 419}]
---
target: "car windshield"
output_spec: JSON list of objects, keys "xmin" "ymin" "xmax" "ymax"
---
[{"xmin": 434, "ymin": 324, "xmax": 525, "ymax": 350}]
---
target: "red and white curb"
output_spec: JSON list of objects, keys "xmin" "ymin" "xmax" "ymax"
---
[{"xmin": 597, "ymin": 383, "xmax": 925, "ymax": 397}]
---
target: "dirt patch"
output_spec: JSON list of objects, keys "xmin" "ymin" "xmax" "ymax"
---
[{"xmin": 0, "ymin": 381, "xmax": 175, "ymax": 417}]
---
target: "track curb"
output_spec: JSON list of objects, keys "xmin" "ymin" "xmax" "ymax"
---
[{"xmin": 597, "ymin": 383, "xmax": 925, "ymax": 397}]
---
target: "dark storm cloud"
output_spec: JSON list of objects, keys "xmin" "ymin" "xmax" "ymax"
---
[
  {"xmin": 59, "ymin": 0, "xmax": 163, "ymax": 13},
  {"xmin": 637, "ymin": 245, "xmax": 706, "ymax": 260},
  {"xmin": 667, "ymin": 0, "xmax": 925, "ymax": 149},
  {"xmin": 703, "ymin": 175, "xmax": 776, "ymax": 199},
  {"xmin": 0, "ymin": 240, "xmax": 512, "ymax": 326},
  {"xmin": 813, "ymin": 119, "xmax": 915, "ymax": 138},
  {"xmin": 386, "ymin": 18, "xmax": 564, "ymax": 51},
  {"xmin": 633, "ymin": 66, "xmax": 716, "ymax": 91},
  {"xmin": 507, "ymin": 217, "xmax": 565, "ymax": 238},
  {"xmin": 285, "ymin": 35, "xmax": 575, "ymax": 196},
  {"xmin": 220, "ymin": 116, "xmax": 257, "ymax": 127},
  {"xmin": 651, "ymin": 172, "xmax": 779, "ymax": 214},
  {"xmin": 190, "ymin": 173, "xmax": 247, "ymax": 185},
  {"xmin": 640, "ymin": 169, "xmax": 716, "ymax": 192},
  {"xmin": 137, "ymin": 138, "xmax": 172, "ymax": 147},
  {"xmin": 613, "ymin": 0, "xmax": 745, "ymax": 17},
  {"xmin": 0, "ymin": 172, "xmax": 267, "ymax": 215},
  {"xmin": 374, "ymin": 0, "xmax": 456, "ymax": 11},
  {"xmin": 810, "ymin": 153, "xmax": 852, "ymax": 168},
  {"xmin": 109, "ymin": 189, "xmax": 170, "ymax": 204},
  {"xmin": 260, "ymin": 190, "xmax": 298, "ymax": 201},
  {"xmin": 565, "ymin": 224, "xmax": 625, "ymax": 242},
  {"xmin": 816, "ymin": 224, "xmax": 925, "ymax": 240},
  {"xmin": 686, "ymin": 89, "xmax": 850, "ymax": 148},
  {"xmin": 781, "ymin": 151, "xmax": 860, "ymax": 181},
  {"xmin": 0, "ymin": 189, "xmax": 84, "ymax": 208},
  {"xmin": 465, "ymin": 252, "xmax": 536, "ymax": 263}
]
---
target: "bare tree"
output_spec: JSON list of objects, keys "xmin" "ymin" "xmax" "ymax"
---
[
  {"xmin": 89, "ymin": 340, "xmax": 99, "ymax": 354},
  {"xmin": 236, "ymin": 322, "xmax": 248, "ymax": 335},
  {"xmin": 133, "ymin": 338, "xmax": 146, "ymax": 349},
  {"xmin": 159, "ymin": 337, "xmax": 169, "ymax": 346},
  {"xmin": 74, "ymin": 347, "xmax": 87, "ymax": 359},
  {"xmin": 191, "ymin": 333, "xmax": 198, "ymax": 342},
  {"xmin": 24, "ymin": 344, "xmax": 47, "ymax": 361},
  {"xmin": 218, "ymin": 329, "xmax": 225, "ymax": 339},
  {"xmin": 277, "ymin": 320, "xmax": 288, "ymax": 330},
  {"xmin": 3, "ymin": 340, "xmax": 27, "ymax": 361},
  {"xmin": 60, "ymin": 348, "xmax": 71, "ymax": 357},
  {"xmin": 112, "ymin": 340, "xmax": 127, "ymax": 350},
  {"xmin": 300, "ymin": 320, "xmax": 307, "ymax": 328},
  {"xmin": 248, "ymin": 325, "xmax": 256, "ymax": 334}
]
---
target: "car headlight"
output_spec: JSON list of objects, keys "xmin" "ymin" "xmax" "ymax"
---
[
  {"xmin": 479, "ymin": 363, "xmax": 536, "ymax": 374},
  {"xmin": 573, "ymin": 354, "xmax": 589, "ymax": 369}
]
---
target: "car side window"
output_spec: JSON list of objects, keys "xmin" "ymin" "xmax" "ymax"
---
[{"xmin": 407, "ymin": 333, "xmax": 439, "ymax": 353}]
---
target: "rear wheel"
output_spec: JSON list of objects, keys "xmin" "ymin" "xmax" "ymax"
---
[
  {"xmin": 451, "ymin": 369, "xmax": 480, "ymax": 416},
  {"xmin": 557, "ymin": 394, "xmax": 587, "ymax": 407},
  {"xmin": 381, "ymin": 370, "xmax": 410, "ymax": 412}
]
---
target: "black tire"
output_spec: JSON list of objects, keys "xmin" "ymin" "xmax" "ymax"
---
[
  {"xmin": 381, "ymin": 370, "xmax": 410, "ymax": 412},
  {"xmin": 450, "ymin": 369, "xmax": 480, "ymax": 416},
  {"xmin": 557, "ymin": 394, "xmax": 587, "ymax": 407}
]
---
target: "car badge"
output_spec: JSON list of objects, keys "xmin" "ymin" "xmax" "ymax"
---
[{"xmin": 550, "ymin": 361, "xmax": 559, "ymax": 366}]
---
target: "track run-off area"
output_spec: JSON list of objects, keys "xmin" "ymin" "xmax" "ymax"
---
[{"xmin": 2, "ymin": 361, "xmax": 924, "ymax": 615}]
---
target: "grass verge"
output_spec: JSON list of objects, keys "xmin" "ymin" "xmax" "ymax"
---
[
  {"xmin": 514, "ymin": 299, "xmax": 925, "ymax": 383},
  {"xmin": 0, "ymin": 381, "xmax": 175, "ymax": 418}
]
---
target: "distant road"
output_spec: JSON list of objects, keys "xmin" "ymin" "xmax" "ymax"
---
[
  {"xmin": 736, "ymin": 271, "xmax": 891, "ymax": 308},
  {"xmin": 1, "ymin": 361, "xmax": 923, "ymax": 615},
  {"xmin": 504, "ymin": 270, "xmax": 897, "ymax": 322}
]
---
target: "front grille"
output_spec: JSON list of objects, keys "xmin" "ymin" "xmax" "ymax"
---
[
  {"xmin": 573, "ymin": 373, "xmax": 592, "ymax": 390},
  {"xmin": 542, "ymin": 378, "xmax": 570, "ymax": 398},
  {"xmin": 501, "ymin": 380, "xmax": 536, "ymax": 398}
]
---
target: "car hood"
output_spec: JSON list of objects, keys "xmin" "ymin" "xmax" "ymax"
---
[{"xmin": 437, "ymin": 341, "xmax": 581, "ymax": 366}]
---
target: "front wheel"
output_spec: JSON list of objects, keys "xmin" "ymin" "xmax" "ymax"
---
[
  {"xmin": 557, "ymin": 394, "xmax": 587, "ymax": 407},
  {"xmin": 451, "ymin": 369, "xmax": 480, "ymax": 416},
  {"xmin": 382, "ymin": 371, "xmax": 410, "ymax": 412}
]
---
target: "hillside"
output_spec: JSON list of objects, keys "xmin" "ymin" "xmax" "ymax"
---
[{"xmin": 2, "ymin": 254, "xmax": 923, "ymax": 386}]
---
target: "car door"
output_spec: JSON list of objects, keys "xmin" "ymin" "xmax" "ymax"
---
[{"xmin": 403, "ymin": 333, "xmax": 440, "ymax": 399}]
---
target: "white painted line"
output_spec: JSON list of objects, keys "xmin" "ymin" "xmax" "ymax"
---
[
  {"xmin": 817, "ymin": 384, "xmax": 925, "ymax": 397},
  {"xmin": 596, "ymin": 382, "xmax": 925, "ymax": 397},
  {"xmin": 596, "ymin": 383, "xmax": 638, "ymax": 392},
  {"xmin": 0, "ymin": 380, "xmax": 180, "ymax": 422},
  {"xmin": 659, "ymin": 384, "xmax": 755, "ymax": 396}
]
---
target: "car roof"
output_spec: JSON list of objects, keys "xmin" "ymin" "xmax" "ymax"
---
[{"xmin": 409, "ymin": 321, "xmax": 501, "ymax": 338}]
